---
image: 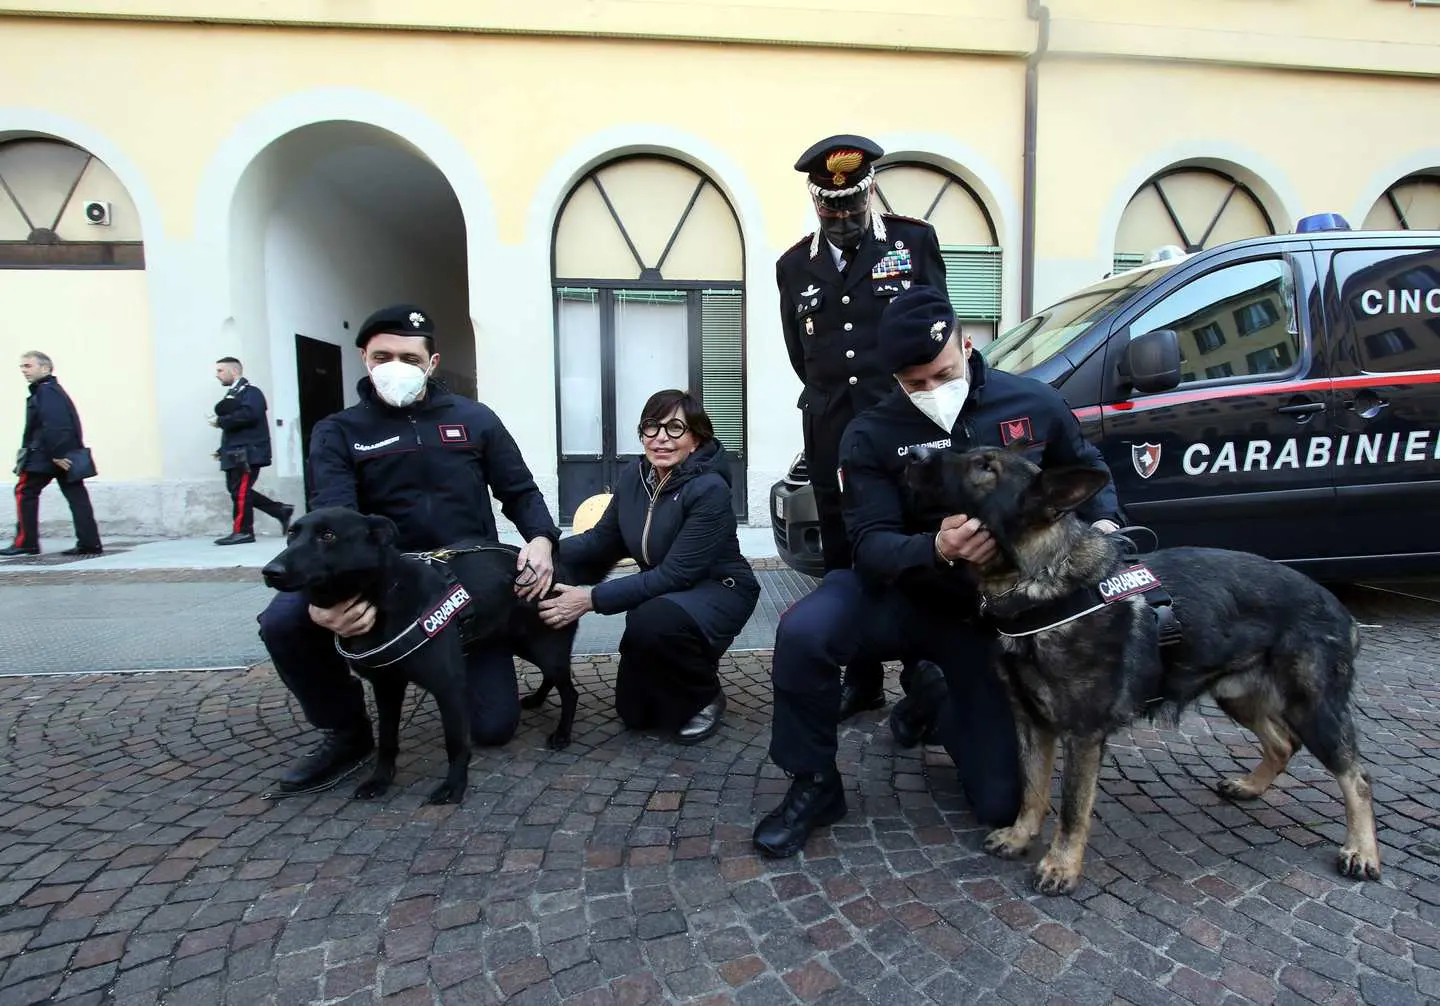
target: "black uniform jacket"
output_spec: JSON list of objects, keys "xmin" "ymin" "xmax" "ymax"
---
[
  {"xmin": 776, "ymin": 214, "xmax": 946, "ymax": 489},
  {"xmin": 19, "ymin": 376, "xmax": 85, "ymax": 477},
  {"xmin": 558, "ymin": 440, "xmax": 759, "ymax": 651},
  {"xmin": 214, "ymin": 378, "xmax": 274, "ymax": 469},
  {"xmin": 308, "ymin": 379, "xmax": 560, "ymax": 553},
  {"xmin": 838, "ymin": 354, "xmax": 1125, "ymax": 607}
]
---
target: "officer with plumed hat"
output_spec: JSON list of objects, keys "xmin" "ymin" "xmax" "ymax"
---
[
  {"xmin": 754, "ymin": 284, "xmax": 1127, "ymax": 858},
  {"xmin": 776, "ymin": 134, "xmax": 949, "ymax": 723}
]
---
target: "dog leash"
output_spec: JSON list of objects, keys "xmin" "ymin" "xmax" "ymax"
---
[{"xmin": 409, "ymin": 544, "xmax": 541, "ymax": 590}]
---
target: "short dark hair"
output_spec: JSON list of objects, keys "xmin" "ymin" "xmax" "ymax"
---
[
  {"xmin": 216, "ymin": 357, "xmax": 241, "ymax": 366},
  {"xmin": 638, "ymin": 389, "xmax": 715, "ymax": 446}
]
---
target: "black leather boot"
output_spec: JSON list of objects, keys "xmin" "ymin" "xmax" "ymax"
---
[
  {"xmin": 890, "ymin": 659, "xmax": 948, "ymax": 749},
  {"xmin": 277, "ymin": 726, "xmax": 374, "ymax": 794},
  {"xmin": 752, "ymin": 770, "xmax": 847, "ymax": 859}
]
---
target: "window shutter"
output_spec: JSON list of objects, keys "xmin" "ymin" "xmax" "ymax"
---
[
  {"xmin": 555, "ymin": 286, "xmax": 599, "ymax": 304},
  {"xmin": 700, "ymin": 289, "xmax": 744, "ymax": 458},
  {"xmin": 941, "ymin": 245, "xmax": 1002, "ymax": 322},
  {"xmin": 1112, "ymin": 253, "xmax": 1145, "ymax": 275}
]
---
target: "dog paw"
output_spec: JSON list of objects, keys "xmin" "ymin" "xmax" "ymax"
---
[
  {"xmin": 519, "ymin": 691, "xmax": 547, "ymax": 710},
  {"xmin": 983, "ymin": 826, "xmax": 1033, "ymax": 859},
  {"xmin": 426, "ymin": 783, "xmax": 465, "ymax": 805},
  {"xmin": 1217, "ymin": 776, "xmax": 1263, "ymax": 801},
  {"xmin": 1033, "ymin": 855, "xmax": 1083, "ymax": 896},
  {"xmin": 1338, "ymin": 844, "xmax": 1382, "ymax": 882},
  {"xmin": 547, "ymin": 731, "xmax": 572, "ymax": 751},
  {"xmin": 352, "ymin": 778, "xmax": 390, "ymax": 800}
]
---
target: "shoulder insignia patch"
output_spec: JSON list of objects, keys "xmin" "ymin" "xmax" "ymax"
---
[{"xmin": 998, "ymin": 416, "xmax": 1034, "ymax": 446}]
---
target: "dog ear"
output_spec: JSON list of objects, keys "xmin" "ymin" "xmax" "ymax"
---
[
  {"xmin": 364, "ymin": 514, "xmax": 399, "ymax": 546},
  {"xmin": 1035, "ymin": 467, "xmax": 1110, "ymax": 514}
]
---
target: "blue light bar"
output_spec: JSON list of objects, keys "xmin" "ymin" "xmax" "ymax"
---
[{"xmin": 1296, "ymin": 213, "xmax": 1351, "ymax": 234}]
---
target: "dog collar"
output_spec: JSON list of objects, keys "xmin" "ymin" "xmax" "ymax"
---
[
  {"xmin": 982, "ymin": 562, "xmax": 1174, "ymax": 638},
  {"xmin": 335, "ymin": 580, "xmax": 473, "ymax": 669}
]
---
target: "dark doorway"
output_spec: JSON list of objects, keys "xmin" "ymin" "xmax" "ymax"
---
[{"xmin": 294, "ymin": 334, "xmax": 345, "ymax": 507}]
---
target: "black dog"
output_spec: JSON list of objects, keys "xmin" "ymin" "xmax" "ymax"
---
[
  {"xmin": 440, "ymin": 542, "xmax": 602, "ymax": 751},
  {"xmin": 261, "ymin": 508, "xmax": 471, "ymax": 805},
  {"xmin": 904, "ymin": 446, "xmax": 1380, "ymax": 896}
]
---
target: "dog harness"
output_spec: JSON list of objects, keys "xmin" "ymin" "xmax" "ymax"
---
[
  {"xmin": 333, "ymin": 543, "xmax": 528, "ymax": 670},
  {"xmin": 980, "ymin": 560, "xmax": 1182, "ymax": 646},
  {"xmin": 334, "ymin": 579, "xmax": 474, "ymax": 669}
]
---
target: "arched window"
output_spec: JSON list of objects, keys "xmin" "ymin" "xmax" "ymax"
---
[
  {"xmin": 1363, "ymin": 173, "xmax": 1440, "ymax": 231},
  {"xmin": 0, "ymin": 137, "xmax": 143, "ymax": 267},
  {"xmin": 1114, "ymin": 167, "xmax": 1274, "ymax": 275},
  {"xmin": 552, "ymin": 156, "xmax": 745, "ymax": 521},
  {"xmin": 874, "ymin": 161, "xmax": 1002, "ymax": 344}
]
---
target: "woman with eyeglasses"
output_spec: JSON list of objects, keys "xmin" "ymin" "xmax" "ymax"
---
[{"xmin": 539, "ymin": 389, "xmax": 759, "ymax": 744}]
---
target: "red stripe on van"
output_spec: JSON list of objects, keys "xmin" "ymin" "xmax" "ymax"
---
[{"xmin": 1070, "ymin": 371, "xmax": 1440, "ymax": 422}]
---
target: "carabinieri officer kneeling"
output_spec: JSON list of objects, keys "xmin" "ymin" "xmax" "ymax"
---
[
  {"xmin": 753, "ymin": 284, "xmax": 1125, "ymax": 858},
  {"xmin": 258, "ymin": 303, "xmax": 561, "ymax": 796}
]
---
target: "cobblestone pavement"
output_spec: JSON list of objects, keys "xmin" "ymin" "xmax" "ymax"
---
[{"xmin": 1, "ymin": 585, "xmax": 1439, "ymax": 1005}]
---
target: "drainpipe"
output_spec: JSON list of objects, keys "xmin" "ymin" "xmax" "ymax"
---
[{"xmin": 1020, "ymin": 0, "xmax": 1051, "ymax": 320}]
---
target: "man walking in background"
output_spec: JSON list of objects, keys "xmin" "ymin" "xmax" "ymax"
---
[
  {"xmin": 212, "ymin": 356, "xmax": 292, "ymax": 546},
  {"xmin": 3, "ymin": 351, "xmax": 102, "ymax": 558}
]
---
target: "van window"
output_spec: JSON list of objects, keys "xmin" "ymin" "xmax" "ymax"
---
[
  {"xmin": 985, "ymin": 265, "xmax": 1173, "ymax": 374},
  {"xmin": 1333, "ymin": 249, "xmax": 1440, "ymax": 374},
  {"xmin": 1128, "ymin": 258, "xmax": 1300, "ymax": 389}
]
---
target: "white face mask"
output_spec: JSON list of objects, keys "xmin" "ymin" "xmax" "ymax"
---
[
  {"xmin": 369, "ymin": 359, "xmax": 432, "ymax": 408},
  {"xmin": 906, "ymin": 375, "xmax": 970, "ymax": 433}
]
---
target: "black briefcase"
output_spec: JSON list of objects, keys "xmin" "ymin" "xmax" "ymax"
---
[{"xmin": 62, "ymin": 447, "xmax": 97, "ymax": 483}]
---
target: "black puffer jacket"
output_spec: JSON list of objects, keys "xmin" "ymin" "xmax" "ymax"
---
[{"xmin": 559, "ymin": 440, "xmax": 759, "ymax": 653}]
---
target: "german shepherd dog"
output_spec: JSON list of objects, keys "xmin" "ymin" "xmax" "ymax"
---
[
  {"xmin": 904, "ymin": 446, "xmax": 1381, "ymax": 896},
  {"xmin": 262, "ymin": 508, "xmax": 472, "ymax": 805}
]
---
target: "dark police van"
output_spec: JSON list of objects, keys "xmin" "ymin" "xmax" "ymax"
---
[{"xmin": 771, "ymin": 217, "xmax": 1440, "ymax": 581}]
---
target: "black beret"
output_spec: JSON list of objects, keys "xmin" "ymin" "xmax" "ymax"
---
[
  {"xmin": 878, "ymin": 285, "xmax": 958, "ymax": 373},
  {"xmin": 793, "ymin": 134, "xmax": 884, "ymax": 195},
  {"xmin": 354, "ymin": 303, "xmax": 434, "ymax": 348}
]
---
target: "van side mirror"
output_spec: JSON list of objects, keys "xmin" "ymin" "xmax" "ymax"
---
[{"xmin": 1118, "ymin": 329, "xmax": 1183, "ymax": 395}]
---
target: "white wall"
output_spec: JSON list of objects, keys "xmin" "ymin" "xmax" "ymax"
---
[{"xmin": 262, "ymin": 173, "xmax": 470, "ymax": 478}]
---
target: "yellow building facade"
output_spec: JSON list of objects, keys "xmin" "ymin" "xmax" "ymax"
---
[{"xmin": 1, "ymin": 1, "xmax": 1438, "ymax": 534}]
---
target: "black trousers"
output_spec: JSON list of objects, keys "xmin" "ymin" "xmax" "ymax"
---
[
  {"xmin": 812, "ymin": 482, "xmax": 893, "ymax": 697},
  {"xmin": 258, "ymin": 588, "xmax": 520, "ymax": 747},
  {"xmin": 226, "ymin": 466, "xmax": 288, "ymax": 535},
  {"xmin": 769, "ymin": 570, "xmax": 1022, "ymax": 826},
  {"xmin": 12, "ymin": 470, "xmax": 101, "ymax": 551},
  {"xmin": 615, "ymin": 597, "xmax": 722, "ymax": 732}
]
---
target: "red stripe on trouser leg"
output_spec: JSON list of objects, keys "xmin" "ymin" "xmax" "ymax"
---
[
  {"xmin": 13, "ymin": 472, "xmax": 26, "ymax": 547},
  {"xmin": 234, "ymin": 471, "xmax": 251, "ymax": 534}
]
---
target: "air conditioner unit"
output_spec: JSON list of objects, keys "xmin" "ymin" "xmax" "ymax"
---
[{"xmin": 83, "ymin": 200, "xmax": 112, "ymax": 226}]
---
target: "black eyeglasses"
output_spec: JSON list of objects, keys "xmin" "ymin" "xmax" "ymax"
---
[{"xmin": 639, "ymin": 419, "xmax": 689, "ymax": 440}]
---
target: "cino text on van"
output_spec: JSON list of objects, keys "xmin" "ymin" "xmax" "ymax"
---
[{"xmin": 1359, "ymin": 288, "xmax": 1440, "ymax": 315}]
